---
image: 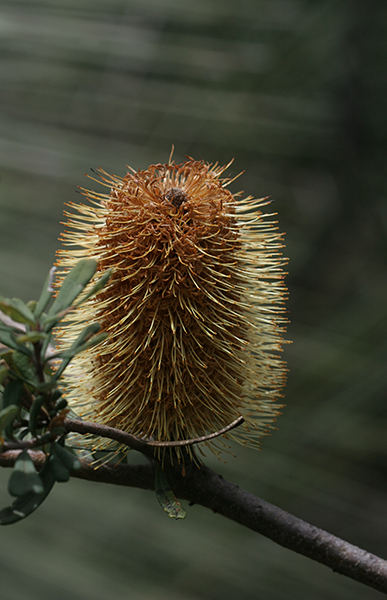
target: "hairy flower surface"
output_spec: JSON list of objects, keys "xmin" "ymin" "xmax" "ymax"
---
[{"xmin": 56, "ymin": 158, "xmax": 287, "ymax": 456}]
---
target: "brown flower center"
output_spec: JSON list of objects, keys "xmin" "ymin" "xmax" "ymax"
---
[{"xmin": 164, "ymin": 187, "xmax": 188, "ymax": 208}]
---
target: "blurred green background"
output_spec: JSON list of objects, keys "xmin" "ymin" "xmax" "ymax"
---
[{"xmin": 1, "ymin": 0, "xmax": 387, "ymax": 598}]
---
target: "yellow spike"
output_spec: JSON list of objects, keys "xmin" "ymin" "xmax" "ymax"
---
[{"xmin": 56, "ymin": 157, "xmax": 288, "ymax": 458}]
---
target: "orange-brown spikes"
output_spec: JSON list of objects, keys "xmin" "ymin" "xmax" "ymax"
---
[{"xmin": 56, "ymin": 158, "xmax": 287, "ymax": 458}]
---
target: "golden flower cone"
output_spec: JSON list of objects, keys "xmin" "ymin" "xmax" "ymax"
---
[{"xmin": 56, "ymin": 157, "xmax": 288, "ymax": 458}]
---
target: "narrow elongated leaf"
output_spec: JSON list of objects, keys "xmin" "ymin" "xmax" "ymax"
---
[
  {"xmin": 35, "ymin": 266, "xmax": 56, "ymax": 318},
  {"xmin": 2, "ymin": 380, "xmax": 24, "ymax": 409},
  {"xmin": 8, "ymin": 450, "xmax": 44, "ymax": 497},
  {"xmin": 16, "ymin": 332, "xmax": 48, "ymax": 344},
  {"xmin": 47, "ymin": 260, "xmax": 97, "ymax": 318},
  {"xmin": 155, "ymin": 466, "xmax": 186, "ymax": 520},
  {"xmin": 2, "ymin": 380, "xmax": 23, "ymax": 438},
  {"xmin": 51, "ymin": 389, "xmax": 62, "ymax": 403},
  {"xmin": 0, "ymin": 365, "xmax": 8, "ymax": 385},
  {"xmin": 52, "ymin": 442, "xmax": 81, "ymax": 472},
  {"xmin": 50, "ymin": 456, "xmax": 69, "ymax": 482},
  {"xmin": 49, "ymin": 445, "xmax": 70, "ymax": 482},
  {"xmin": 0, "ymin": 350, "xmax": 13, "ymax": 369},
  {"xmin": 29, "ymin": 395, "xmax": 46, "ymax": 436},
  {"xmin": 54, "ymin": 398, "xmax": 68, "ymax": 412},
  {"xmin": 40, "ymin": 334, "xmax": 53, "ymax": 362},
  {"xmin": 74, "ymin": 268, "xmax": 113, "ymax": 306},
  {"xmin": 0, "ymin": 405, "xmax": 19, "ymax": 435},
  {"xmin": 34, "ymin": 380, "xmax": 57, "ymax": 393},
  {"xmin": 0, "ymin": 329, "xmax": 31, "ymax": 355},
  {"xmin": 51, "ymin": 329, "xmax": 106, "ymax": 381},
  {"xmin": 12, "ymin": 352, "xmax": 38, "ymax": 386},
  {"xmin": 72, "ymin": 322, "xmax": 101, "ymax": 346},
  {"xmin": 0, "ymin": 320, "xmax": 24, "ymax": 334},
  {"xmin": 49, "ymin": 323, "xmax": 100, "ymax": 363},
  {"xmin": 0, "ymin": 329, "xmax": 16, "ymax": 351},
  {"xmin": 49, "ymin": 355, "xmax": 69, "ymax": 382},
  {"xmin": 57, "ymin": 332, "xmax": 107, "ymax": 360},
  {"xmin": 0, "ymin": 459, "xmax": 55, "ymax": 525},
  {"xmin": 0, "ymin": 297, "xmax": 36, "ymax": 327}
]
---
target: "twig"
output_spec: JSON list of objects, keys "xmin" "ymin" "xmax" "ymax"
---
[
  {"xmin": 171, "ymin": 464, "xmax": 387, "ymax": 595},
  {"xmin": 146, "ymin": 416, "xmax": 244, "ymax": 446},
  {"xmin": 0, "ymin": 450, "xmax": 154, "ymax": 490},
  {"xmin": 1, "ymin": 434, "xmax": 54, "ymax": 452},
  {"xmin": 64, "ymin": 418, "xmax": 147, "ymax": 452},
  {"xmin": 0, "ymin": 449, "xmax": 386, "ymax": 594},
  {"xmin": 63, "ymin": 417, "xmax": 244, "ymax": 452},
  {"xmin": 1, "ymin": 417, "xmax": 244, "ymax": 454}
]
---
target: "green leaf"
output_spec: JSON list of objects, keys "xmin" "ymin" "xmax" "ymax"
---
[
  {"xmin": 34, "ymin": 380, "xmax": 57, "ymax": 393},
  {"xmin": 49, "ymin": 457, "xmax": 69, "ymax": 482},
  {"xmin": 155, "ymin": 466, "xmax": 186, "ymax": 520},
  {"xmin": 49, "ymin": 323, "xmax": 100, "ymax": 363},
  {"xmin": 73, "ymin": 322, "xmax": 102, "ymax": 347},
  {"xmin": 26, "ymin": 300, "xmax": 37, "ymax": 313},
  {"xmin": 2, "ymin": 380, "xmax": 24, "ymax": 409},
  {"xmin": 2, "ymin": 380, "xmax": 23, "ymax": 438},
  {"xmin": 48, "ymin": 356, "xmax": 68, "ymax": 382},
  {"xmin": 40, "ymin": 334, "xmax": 53, "ymax": 363},
  {"xmin": 8, "ymin": 450, "xmax": 44, "ymax": 497},
  {"xmin": 54, "ymin": 398, "xmax": 68, "ymax": 412},
  {"xmin": 0, "ymin": 405, "xmax": 19, "ymax": 435},
  {"xmin": 46, "ymin": 260, "xmax": 97, "ymax": 320},
  {"xmin": 0, "ymin": 329, "xmax": 31, "ymax": 355},
  {"xmin": 0, "ymin": 365, "xmax": 8, "ymax": 385},
  {"xmin": 0, "ymin": 458, "xmax": 55, "ymax": 525},
  {"xmin": 51, "ymin": 328, "xmax": 106, "ymax": 381},
  {"xmin": 34, "ymin": 266, "xmax": 56, "ymax": 318},
  {"xmin": 16, "ymin": 332, "xmax": 48, "ymax": 344},
  {"xmin": 0, "ymin": 350, "xmax": 13, "ymax": 369},
  {"xmin": 12, "ymin": 352, "xmax": 38, "ymax": 386},
  {"xmin": 57, "ymin": 332, "xmax": 107, "ymax": 360},
  {"xmin": 0, "ymin": 297, "xmax": 36, "ymax": 327},
  {"xmin": 75, "ymin": 268, "xmax": 113, "ymax": 305},
  {"xmin": 49, "ymin": 448, "xmax": 70, "ymax": 482},
  {"xmin": 0, "ymin": 320, "xmax": 24, "ymax": 335},
  {"xmin": 51, "ymin": 389, "xmax": 62, "ymax": 403},
  {"xmin": 29, "ymin": 395, "xmax": 46, "ymax": 436},
  {"xmin": 52, "ymin": 442, "xmax": 81, "ymax": 472}
]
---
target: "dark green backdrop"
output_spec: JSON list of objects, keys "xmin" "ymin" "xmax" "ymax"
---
[{"xmin": 1, "ymin": 1, "xmax": 387, "ymax": 598}]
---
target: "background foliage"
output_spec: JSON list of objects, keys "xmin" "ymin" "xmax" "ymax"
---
[{"xmin": 0, "ymin": 0, "xmax": 386, "ymax": 598}]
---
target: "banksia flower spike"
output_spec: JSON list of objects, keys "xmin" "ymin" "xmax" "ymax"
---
[{"xmin": 56, "ymin": 156, "xmax": 287, "ymax": 458}]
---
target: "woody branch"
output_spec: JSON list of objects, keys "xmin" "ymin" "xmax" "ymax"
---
[{"xmin": 1, "ymin": 441, "xmax": 386, "ymax": 595}]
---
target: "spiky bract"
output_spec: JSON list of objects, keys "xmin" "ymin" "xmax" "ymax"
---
[{"xmin": 56, "ymin": 158, "xmax": 287, "ymax": 456}]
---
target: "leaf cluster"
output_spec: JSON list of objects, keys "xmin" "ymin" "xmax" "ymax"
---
[{"xmin": 0, "ymin": 260, "xmax": 112, "ymax": 524}]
